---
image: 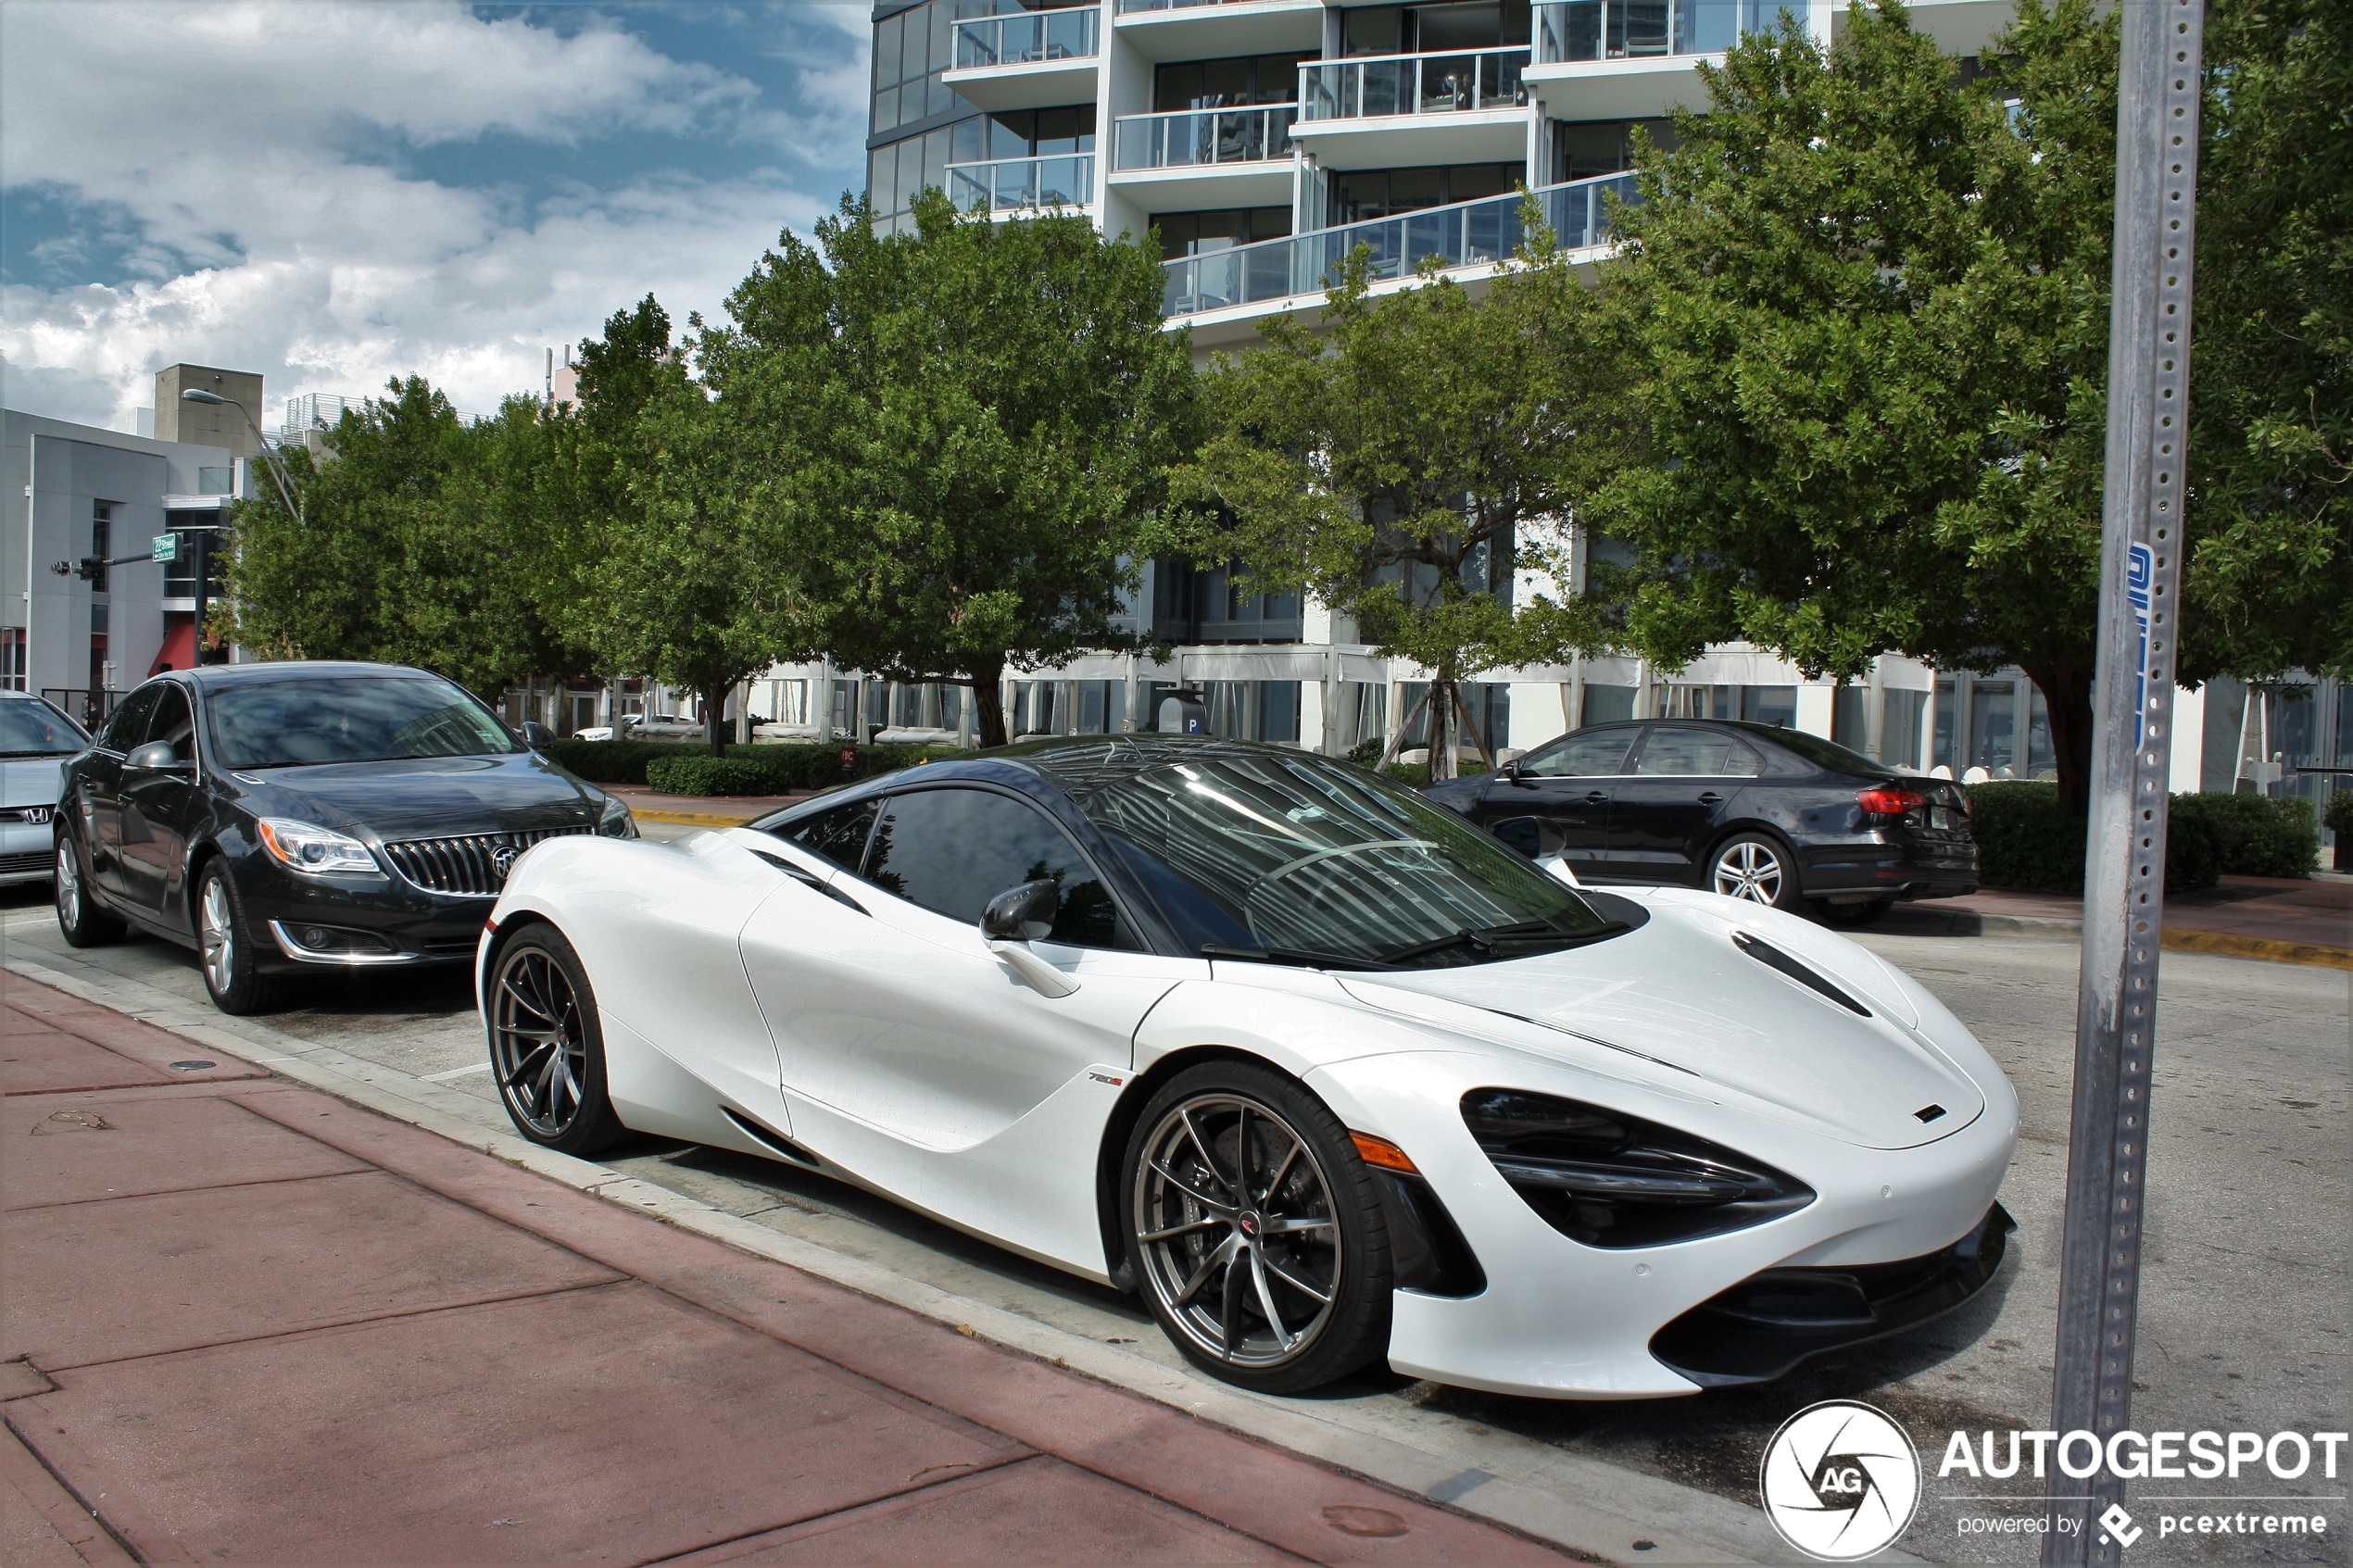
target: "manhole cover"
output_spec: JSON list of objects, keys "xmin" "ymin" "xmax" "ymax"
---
[{"xmin": 170, "ymin": 1060, "xmax": 217, "ymax": 1072}]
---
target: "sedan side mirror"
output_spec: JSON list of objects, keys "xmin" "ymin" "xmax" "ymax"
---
[
  {"xmin": 517, "ymin": 721, "xmax": 559, "ymax": 751},
  {"xmin": 124, "ymin": 740, "xmax": 191, "ymax": 774},
  {"xmin": 980, "ymin": 877, "xmax": 1061, "ymax": 941}
]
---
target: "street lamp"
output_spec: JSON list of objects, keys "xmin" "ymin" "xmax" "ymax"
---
[{"xmin": 179, "ymin": 387, "xmax": 302, "ymax": 526}]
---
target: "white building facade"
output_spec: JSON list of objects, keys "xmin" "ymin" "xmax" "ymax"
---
[{"xmin": 734, "ymin": 0, "xmax": 2345, "ymax": 810}]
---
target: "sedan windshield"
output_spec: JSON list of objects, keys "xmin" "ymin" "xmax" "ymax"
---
[
  {"xmin": 1070, "ymin": 749, "xmax": 1620, "ymax": 968},
  {"xmin": 0, "ymin": 699, "xmax": 87, "ymax": 757},
  {"xmin": 208, "ymin": 676, "xmax": 519, "ymax": 769}
]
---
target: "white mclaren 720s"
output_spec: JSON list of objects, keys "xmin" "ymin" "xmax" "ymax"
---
[{"xmin": 476, "ymin": 737, "xmax": 2018, "ymax": 1399}]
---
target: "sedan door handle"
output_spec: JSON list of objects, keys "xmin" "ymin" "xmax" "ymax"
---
[
  {"xmin": 1583, "ymin": 791, "xmax": 1609, "ymax": 805},
  {"xmin": 1698, "ymin": 791, "xmax": 1724, "ymax": 805}
]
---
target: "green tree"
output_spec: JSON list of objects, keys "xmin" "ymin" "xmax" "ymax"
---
[
  {"xmin": 1585, "ymin": 0, "xmax": 2123, "ymax": 809},
  {"xmin": 2184, "ymin": 0, "xmax": 2352, "ymax": 685},
  {"xmin": 1170, "ymin": 240, "xmax": 1633, "ymax": 779},
  {"xmin": 712, "ymin": 191, "xmax": 1200, "ymax": 748}
]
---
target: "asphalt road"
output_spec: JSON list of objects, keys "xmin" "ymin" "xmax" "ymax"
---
[{"xmin": 4, "ymin": 856, "xmax": 2345, "ymax": 1565}]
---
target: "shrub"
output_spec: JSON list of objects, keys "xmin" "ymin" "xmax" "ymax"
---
[
  {"xmin": 547, "ymin": 737, "xmax": 948, "ymax": 793},
  {"xmin": 541, "ymin": 736, "xmax": 703, "ymax": 785},
  {"xmin": 644, "ymin": 756, "xmax": 774, "ymax": 797},
  {"xmin": 2325, "ymin": 789, "xmax": 2353, "ymax": 837},
  {"xmin": 1966, "ymin": 783, "xmax": 2316, "ymax": 893}
]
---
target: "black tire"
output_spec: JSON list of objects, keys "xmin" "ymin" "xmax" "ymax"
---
[
  {"xmin": 1707, "ymin": 831, "xmax": 1802, "ymax": 910},
  {"xmin": 53, "ymin": 832, "xmax": 126, "ymax": 947},
  {"xmin": 485, "ymin": 925, "xmax": 627, "ymax": 1157},
  {"xmin": 195, "ymin": 860, "xmax": 276, "ymax": 1015},
  {"xmin": 1816, "ymin": 897, "xmax": 1894, "ymax": 927},
  {"xmin": 1122, "ymin": 1060, "xmax": 1393, "ymax": 1394}
]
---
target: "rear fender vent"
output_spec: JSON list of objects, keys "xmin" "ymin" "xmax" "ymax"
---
[
  {"xmin": 720, "ymin": 1107, "xmax": 823, "ymax": 1170},
  {"xmin": 1731, "ymin": 931, "xmax": 1871, "ymax": 1016}
]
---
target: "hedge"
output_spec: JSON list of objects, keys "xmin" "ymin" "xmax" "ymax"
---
[
  {"xmin": 1965, "ymin": 782, "xmax": 2319, "ymax": 893},
  {"xmin": 546, "ymin": 736, "xmax": 950, "ymax": 795},
  {"xmin": 644, "ymin": 756, "xmax": 775, "ymax": 797}
]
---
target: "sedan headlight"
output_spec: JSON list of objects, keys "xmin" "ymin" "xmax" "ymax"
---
[
  {"xmin": 1462, "ymin": 1089, "xmax": 1813, "ymax": 1249},
  {"xmin": 255, "ymin": 818, "xmax": 382, "ymax": 876},
  {"xmin": 598, "ymin": 795, "xmax": 636, "ymax": 838}
]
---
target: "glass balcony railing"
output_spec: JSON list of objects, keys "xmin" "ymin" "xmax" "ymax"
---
[
  {"xmin": 1114, "ymin": 106, "xmax": 1297, "ymax": 171},
  {"xmin": 1159, "ymin": 171, "xmax": 1637, "ymax": 318},
  {"xmin": 1119, "ymin": 0, "xmax": 1280, "ymax": 11},
  {"xmin": 1535, "ymin": 0, "xmax": 1764, "ymax": 61},
  {"xmin": 950, "ymin": 6, "xmax": 1100, "ymax": 69},
  {"xmin": 948, "ymin": 153, "xmax": 1097, "ymax": 212},
  {"xmin": 1299, "ymin": 46, "xmax": 1529, "ymax": 121}
]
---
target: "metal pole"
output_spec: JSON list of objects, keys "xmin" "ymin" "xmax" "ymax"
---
[
  {"xmin": 2043, "ymin": 0, "xmax": 2204, "ymax": 1559},
  {"xmin": 192, "ymin": 527, "xmax": 211, "ymax": 667}
]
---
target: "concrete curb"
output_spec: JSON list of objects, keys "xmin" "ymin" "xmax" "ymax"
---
[
  {"xmin": 0, "ymin": 950, "xmax": 1808, "ymax": 1567},
  {"xmin": 1877, "ymin": 906, "xmax": 2351, "ymax": 970}
]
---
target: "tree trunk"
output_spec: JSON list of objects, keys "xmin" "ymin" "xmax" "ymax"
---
[
  {"xmin": 2020, "ymin": 656, "xmax": 2096, "ymax": 818},
  {"xmin": 972, "ymin": 665, "xmax": 1009, "ymax": 749},
  {"xmin": 1428, "ymin": 678, "xmax": 1457, "ymax": 782},
  {"xmin": 702, "ymin": 682, "xmax": 728, "ymax": 757},
  {"xmin": 1378, "ymin": 684, "xmax": 1434, "ymax": 771}
]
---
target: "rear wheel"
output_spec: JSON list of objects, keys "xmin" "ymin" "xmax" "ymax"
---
[
  {"xmin": 1709, "ymin": 833, "xmax": 1799, "ymax": 910},
  {"xmin": 54, "ymin": 834, "xmax": 125, "ymax": 947},
  {"xmin": 487, "ymin": 927, "xmax": 625, "ymax": 1156},
  {"xmin": 1123, "ymin": 1061, "xmax": 1392, "ymax": 1394}
]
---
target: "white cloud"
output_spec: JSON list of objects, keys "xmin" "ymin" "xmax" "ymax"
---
[{"xmin": 0, "ymin": 1, "xmax": 863, "ymax": 431}]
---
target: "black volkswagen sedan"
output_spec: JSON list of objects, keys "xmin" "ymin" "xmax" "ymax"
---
[
  {"xmin": 54, "ymin": 661, "xmax": 635, "ymax": 1013},
  {"xmin": 1421, "ymin": 719, "xmax": 1976, "ymax": 922}
]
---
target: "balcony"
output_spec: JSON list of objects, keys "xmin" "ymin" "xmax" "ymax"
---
[
  {"xmin": 948, "ymin": 153, "xmax": 1098, "ymax": 214},
  {"xmin": 1292, "ymin": 47, "xmax": 1532, "ymax": 168},
  {"xmin": 1111, "ymin": 106, "xmax": 1297, "ymax": 208},
  {"xmin": 1526, "ymin": 0, "xmax": 1761, "ymax": 115},
  {"xmin": 1159, "ymin": 170, "xmax": 1636, "ymax": 329},
  {"xmin": 943, "ymin": 8, "xmax": 1100, "ymax": 112},
  {"xmin": 1112, "ymin": 0, "xmax": 1324, "ymax": 62}
]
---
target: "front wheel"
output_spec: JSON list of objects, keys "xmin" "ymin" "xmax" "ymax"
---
[
  {"xmin": 1709, "ymin": 832, "xmax": 1800, "ymax": 909},
  {"xmin": 1122, "ymin": 1061, "xmax": 1393, "ymax": 1394},
  {"xmin": 54, "ymin": 834, "xmax": 125, "ymax": 947},
  {"xmin": 195, "ymin": 861, "xmax": 276, "ymax": 1015},
  {"xmin": 487, "ymin": 926, "xmax": 626, "ymax": 1157}
]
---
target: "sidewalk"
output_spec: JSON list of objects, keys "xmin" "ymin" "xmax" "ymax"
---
[
  {"xmin": 1882, "ymin": 873, "xmax": 2352, "ymax": 969},
  {"xmin": 1, "ymin": 975, "xmax": 1577, "ymax": 1567}
]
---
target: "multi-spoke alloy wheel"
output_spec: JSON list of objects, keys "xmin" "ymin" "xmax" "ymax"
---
[
  {"xmin": 488, "ymin": 929, "xmax": 624, "ymax": 1154},
  {"xmin": 1126, "ymin": 1064, "xmax": 1392, "ymax": 1392},
  {"xmin": 199, "ymin": 875, "xmax": 236, "ymax": 994},
  {"xmin": 193, "ymin": 862, "xmax": 271, "ymax": 1013},
  {"xmin": 53, "ymin": 835, "xmax": 123, "ymax": 948},
  {"xmin": 1712, "ymin": 834, "xmax": 1790, "ymax": 907}
]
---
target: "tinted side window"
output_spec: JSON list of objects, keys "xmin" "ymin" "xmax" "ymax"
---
[
  {"xmin": 1634, "ymin": 727, "xmax": 1760, "ymax": 777},
  {"xmin": 145, "ymin": 684, "xmax": 196, "ymax": 763},
  {"xmin": 786, "ymin": 797, "xmax": 878, "ymax": 872},
  {"xmin": 1523, "ymin": 729, "xmax": 1635, "ymax": 778},
  {"xmin": 95, "ymin": 686, "xmax": 161, "ymax": 754},
  {"xmin": 866, "ymin": 787, "xmax": 1122, "ymax": 947}
]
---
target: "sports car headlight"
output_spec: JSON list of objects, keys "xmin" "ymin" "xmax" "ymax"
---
[
  {"xmin": 598, "ymin": 795, "xmax": 636, "ymax": 838},
  {"xmin": 255, "ymin": 818, "xmax": 381, "ymax": 877},
  {"xmin": 1461, "ymin": 1089, "xmax": 1813, "ymax": 1249}
]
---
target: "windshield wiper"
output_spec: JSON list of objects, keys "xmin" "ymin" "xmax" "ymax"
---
[
  {"xmin": 1381, "ymin": 919, "xmax": 1630, "ymax": 965},
  {"xmin": 1199, "ymin": 943, "xmax": 1403, "ymax": 972}
]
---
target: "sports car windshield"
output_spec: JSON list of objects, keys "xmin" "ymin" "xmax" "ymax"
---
[
  {"xmin": 0, "ymin": 699, "xmax": 86, "ymax": 757},
  {"xmin": 1071, "ymin": 751, "xmax": 1622, "ymax": 969},
  {"xmin": 207, "ymin": 677, "xmax": 520, "ymax": 769}
]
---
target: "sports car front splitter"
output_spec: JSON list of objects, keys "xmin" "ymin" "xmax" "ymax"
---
[{"xmin": 1648, "ymin": 1203, "xmax": 2015, "ymax": 1388}]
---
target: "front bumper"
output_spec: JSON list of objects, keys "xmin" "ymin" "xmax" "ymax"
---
[
  {"xmin": 0, "ymin": 817, "xmax": 57, "ymax": 884},
  {"xmin": 237, "ymin": 856, "xmax": 489, "ymax": 970}
]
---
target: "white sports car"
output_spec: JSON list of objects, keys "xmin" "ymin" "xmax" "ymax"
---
[{"xmin": 477, "ymin": 738, "xmax": 2018, "ymax": 1398}]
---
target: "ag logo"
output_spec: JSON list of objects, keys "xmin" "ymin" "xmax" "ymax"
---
[{"xmin": 1759, "ymin": 1400, "xmax": 1921, "ymax": 1561}]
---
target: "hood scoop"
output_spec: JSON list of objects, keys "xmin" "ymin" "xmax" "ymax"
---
[{"xmin": 1732, "ymin": 931, "xmax": 1870, "ymax": 1016}]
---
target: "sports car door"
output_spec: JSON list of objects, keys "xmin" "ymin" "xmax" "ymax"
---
[{"xmin": 738, "ymin": 783, "xmax": 1193, "ymax": 1157}]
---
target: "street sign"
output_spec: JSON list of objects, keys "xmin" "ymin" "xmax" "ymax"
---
[
  {"xmin": 151, "ymin": 533, "xmax": 179, "ymax": 562},
  {"xmin": 2044, "ymin": 0, "xmax": 2206, "ymax": 1561}
]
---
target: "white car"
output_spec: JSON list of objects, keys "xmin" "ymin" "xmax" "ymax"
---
[
  {"xmin": 477, "ymin": 738, "xmax": 2018, "ymax": 1398},
  {"xmin": 1, "ymin": 692, "xmax": 89, "ymax": 886},
  {"xmin": 572, "ymin": 713, "xmax": 701, "ymax": 743}
]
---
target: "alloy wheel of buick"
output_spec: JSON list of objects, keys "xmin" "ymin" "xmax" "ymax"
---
[{"xmin": 198, "ymin": 874, "xmax": 237, "ymax": 996}]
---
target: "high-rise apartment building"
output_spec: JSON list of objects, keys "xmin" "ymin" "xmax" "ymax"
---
[{"xmin": 797, "ymin": 0, "xmax": 2300, "ymax": 797}]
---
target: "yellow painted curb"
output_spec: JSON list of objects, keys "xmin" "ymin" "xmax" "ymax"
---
[
  {"xmin": 2161, "ymin": 928, "xmax": 2353, "ymax": 971},
  {"xmin": 632, "ymin": 808, "xmax": 764, "ymax": 828}
]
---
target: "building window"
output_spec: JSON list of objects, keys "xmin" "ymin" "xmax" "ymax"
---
[
  {"xmin": 1152, "ymin": 207, "xmax": 1292, "ymax": 261},
  {"xmin": 1345, "ymin": 2, "xmax": 1532, "ymax": 56},
  {"xmin": 89, "ymin": 602, "xmax": 110, "ymax": 696},
  {"xmin": 1881, "ymin": 687, "xmax": 1926, "ymax": 769},
  {"xmin": 0, "ymin": 627, "xmax": 25, "ymax": 691},
  {"xmin": 1554, "ymin": 117, "xmax": 1679, "ymax": 181},
  {"xmin": 1154, "ymin": 54, "xmax": 1307, "ymax": 110},
  {"xmin": 90, "ymin": 502, "xmax": 112, "ymax": 594},
  {"xmin": 1330, "ymin": 163, "xmax": 1521, "ymax": 222}
]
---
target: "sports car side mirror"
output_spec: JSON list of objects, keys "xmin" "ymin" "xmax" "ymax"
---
[
  {"xmin": 981, "ymin": 878, "xmax": 1060, "ymax": 941},
  {"xmin": 124, "ymin": 741, "xmax": 191, "ymax": 774}
]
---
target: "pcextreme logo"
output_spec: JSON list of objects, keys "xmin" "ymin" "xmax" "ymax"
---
[{"xmin": 1760, "ymin": 1400, "xmax": 1923, "ymax": 1562}]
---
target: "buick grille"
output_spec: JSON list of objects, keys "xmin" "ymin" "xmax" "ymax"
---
[{"xmin": 382, "ymin": 825, "xmax": 593, "ymax": 897}]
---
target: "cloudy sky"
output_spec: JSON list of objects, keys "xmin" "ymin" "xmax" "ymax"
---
[{"xmin": 1, "ymin": 0, "xmax": 869, "ymax": 433}]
